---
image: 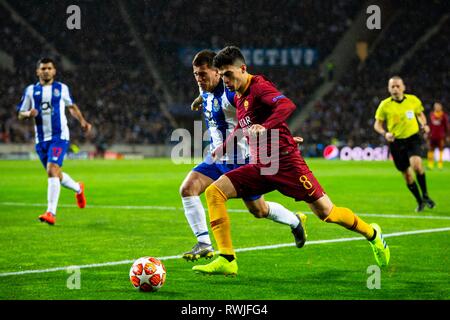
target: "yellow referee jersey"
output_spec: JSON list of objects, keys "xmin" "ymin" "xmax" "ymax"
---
[{"xmin": 375, "ymin": 94, "xmax": 424, "ymax": 139}]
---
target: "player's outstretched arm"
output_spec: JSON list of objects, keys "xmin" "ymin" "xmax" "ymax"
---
[{"xmin": 68, "ymin": 104, "xmax": 92, "ymax": 133}]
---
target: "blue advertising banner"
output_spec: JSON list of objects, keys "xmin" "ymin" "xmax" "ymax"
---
[{"xmin": 179, "ymin": 47, "xmax": 318, "ymax": 67}]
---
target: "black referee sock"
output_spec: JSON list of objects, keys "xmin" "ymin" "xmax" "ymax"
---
[
  {"xmin": 407, "ymin": 182, "xmax": 422, "ymax": 203},
  {"xmin": 416, "ymin": 173, "xmax": 428, "ymax": 198}
]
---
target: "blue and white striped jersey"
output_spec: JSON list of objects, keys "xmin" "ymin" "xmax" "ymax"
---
[
  {"xmin": 201, "ymin": 81, "xmax": 249, "ymax": 162},
  {"xmin": 17, "ymin": 81, "xmax": 74, "ymax": 143}
]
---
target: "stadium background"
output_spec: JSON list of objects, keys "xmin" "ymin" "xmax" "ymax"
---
[
  {"xmin": 0, "ymin": 0, "xmax": 449, "ymax": 305},
  {"xmin": 0, "ymin": 0, "xmax": 448, "ymax": 160}
]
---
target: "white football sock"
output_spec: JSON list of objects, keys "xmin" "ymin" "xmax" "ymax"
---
[
  {"xmin": 61, "ymin": 172, "xmax": 81, "ymax": 193},
  {"xmin": 266, "ymin": 201, "xmax": 299, "ymax": 228},
  {"xmin": 182, "ymin": 196, "xmax": 211, "ymax": 244},
  {"xmin": 47, "ymin": 177, "xmax": 61, "ymax": 215}
]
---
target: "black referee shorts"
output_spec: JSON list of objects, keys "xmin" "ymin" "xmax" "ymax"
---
[{"xmin": 389, "ymin": 133, "xmax": 423, "ymax": 172}]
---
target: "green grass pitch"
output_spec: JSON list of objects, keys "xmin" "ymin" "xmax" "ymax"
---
[{"xmin": 0, "ymin": 158, "xmax": 448, "ymax": 300}]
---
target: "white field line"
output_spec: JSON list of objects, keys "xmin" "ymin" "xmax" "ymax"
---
[
  {"xmin": 1, "ymin": 202, "xmax": 450, "ymax": 220},
  {"xmin": 0, "ymin": 226, "xmax": 449, "ymax": 277}
]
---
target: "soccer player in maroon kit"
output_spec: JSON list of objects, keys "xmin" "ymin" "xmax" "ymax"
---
[
  {"xmin": 193, "ymin": 46, "xmax": 390, "ymax": 275},
  {"xmin": 427, "ymin": 102, "xmax": 449, "ymax": 169}
]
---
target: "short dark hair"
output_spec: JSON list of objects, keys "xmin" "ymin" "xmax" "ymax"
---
[
  {"xmin": 192, "ymin": 50, "xmax": 216, "ymax": 68},
  {"xmin": 213, "ymin": 46, "xmax": 246, "ymax": 69},
  {"xmin": 389, "ymin": 75, "xmax": 403, "ymax": 81},
  {"xmin": 36, "ymin": 57, "xmax": 56, "ymax": 69}
]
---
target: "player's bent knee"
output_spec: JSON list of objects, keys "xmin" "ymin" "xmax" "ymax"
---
[
  {"xmin": 309, "ymin": 196, "xmax": 333, "ymax": 220},
  {"xmin": 205, "ymin": 184, "xmax": 228, "ymax": 205},
  {"xmin": 47, "ymin": 164, "xmax": 61, "ymax": 178},
  {"xmin": 179, "ymin": 182, "xmax": 199, "ymax": 197},
  {"xmin": 309, "ymin": 205, "xmax": 331, "ymax": 220},
  {"xmin": 248, "ymin": 207, "xmax": 266, "ymax": 218},
  {"xmin": 317, "ymin": 209, "xmax": 331, "ymax": 221},
  {"xmin": 403, "ymin": 172, "xmax": 414, "ymax": 184}
]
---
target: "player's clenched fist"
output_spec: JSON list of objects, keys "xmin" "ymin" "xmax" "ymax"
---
[
  {"xmin": 248, "ymin": 124, "xmax": 266, "ymax": 137},
  {"xmin": 29, "ymin": 108, "xmax": 39, "ymax": 118},
  {"xmin": 81, "ymin": 120, "xmax": 92, "ymax": 133},
  {"xmin": 30, "ymin": 108, "xmax": 39, "ymax": 118},
  {"xmin": 191, "ymin": 95, "xmax": 203, "ymax": 111},
  {"xmin": 384, "ymin": 132, "xmax": 395, "ymax": 142},
  {"xmin": 293, "ymin": 136, "xmax": 304, "ymax": 144}
]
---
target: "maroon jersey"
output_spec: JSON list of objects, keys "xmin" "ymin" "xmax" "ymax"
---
[
  {"xmin": 222, "ymin": 74, "xmax": 326, "ymax": 202},
  {"xmin": 229, "ymin": 75, "xmax": 297, "ymax": 162},
  {"xmin": 429, "ymin": 111, "xmax": 449, "ymax": 140}
]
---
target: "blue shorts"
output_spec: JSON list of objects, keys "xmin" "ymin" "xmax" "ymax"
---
[
  {"xmin": 193, "ymin": 158, "xmax": 261, "ymax": 201},
  {"xmin": 35, "ymin": 139, "xmax": 69, "ymax": 168}
]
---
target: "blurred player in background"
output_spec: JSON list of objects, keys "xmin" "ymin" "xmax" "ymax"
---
[
  {"xmin": 426, "ymin": 102, "xmax": 449, "ymax": 170},
  {"xmin": 180, "ymin": 50, "xmax": 306, "ymax": 261},
  {"xmin": 16, "ymin": 58, "xmax": 92, "ymax": 225},
  {"xmin": 192, "ymin": 46, "xmax": 389, "ymax": 276},
  {"xmin": 374, "ymin": 76, "xmax": 435, "ymax": 212}
]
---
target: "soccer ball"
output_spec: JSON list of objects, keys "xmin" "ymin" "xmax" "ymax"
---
[{"xmin": 129, "ymin": 257, "xmax": 166, "ymax": 292}]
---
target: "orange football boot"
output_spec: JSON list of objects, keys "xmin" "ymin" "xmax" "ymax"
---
[
  {"xmin": 38, "ymin": 212, "xmax": 56, "ymax": 225},
  {"xmin": 76, "ymin": 182, "xmax": 86, "ymax": 208}
]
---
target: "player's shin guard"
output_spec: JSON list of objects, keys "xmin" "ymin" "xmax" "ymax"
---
[
  {"xmin": 205, "ymin": 184, "xmax": 235, "ymax": 257},
  {"xmin": 323, "ymin": 205, "xmax": 375, "ymax": 240},
  {"xmin": 47, "ymin": 177, "xmax": 61, "ymax": 215},
  {"xmin": 266, "ymin": 201, "xmax": 299, "ymax": 228},
  {"xmin": 61, "ymin": 172, "xmax": 81, "ymax": 193},
  {"xmin": 182, "ymin": 196, "xmax": 211, "ymax": 244}
]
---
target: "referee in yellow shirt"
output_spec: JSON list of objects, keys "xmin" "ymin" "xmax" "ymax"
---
[{"xmin": 374, "ymin": 76, "xmax": 435, "ymax": 212}]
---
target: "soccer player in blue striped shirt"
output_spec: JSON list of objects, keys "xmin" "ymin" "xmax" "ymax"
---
[
  {"xmin": 180, "ymin": 50, "xmax": 306, "ymax": 261},
  {"xmin": 17, "ymin": 58, "xmax": 92, "ymax": 225}
]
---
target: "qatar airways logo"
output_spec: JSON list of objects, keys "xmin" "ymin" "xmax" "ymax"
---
[
  {"xmin": 238, "ymin": 116, "xmax": 252, "ymax": 128},
  {"xmin": 170, "ymin": 120, "xmax": 280, "ymax": 175}
]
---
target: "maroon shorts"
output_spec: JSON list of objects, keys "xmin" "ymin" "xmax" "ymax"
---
[
  {"xmin": 429, "ymin": 138, "xmax": 444, "ymax": 150},
  {"xmin": 225, "ymin": 149, "xmax": 325, "ymax": 203}
]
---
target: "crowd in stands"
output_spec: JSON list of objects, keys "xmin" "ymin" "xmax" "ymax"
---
[
  {"xmin": 1, "ymin": 0, "xmax": 172, "ymax": 146},
  {"xmin": 129, "ymin": 0, "xmax": 360, "ymax": 106},
  {"xmin": 1, "ymin": 0, "xmax": 447, "ymax": 156}
]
